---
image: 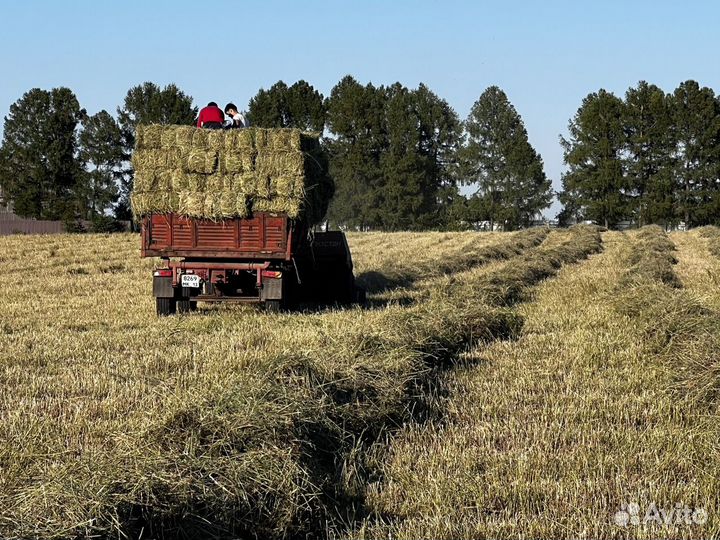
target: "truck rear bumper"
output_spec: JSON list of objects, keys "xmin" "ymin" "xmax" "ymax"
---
[{"xmin": 152, "ymin": 260, "xmax": 284, "ymax": 303}]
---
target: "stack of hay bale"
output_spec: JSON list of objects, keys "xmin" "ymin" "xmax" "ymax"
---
[{"xmin": 130, "ymin": 125, "xmax": 334, "ymax": 225}]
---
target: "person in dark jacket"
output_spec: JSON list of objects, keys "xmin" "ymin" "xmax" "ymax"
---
[{"xmin": 196, "ymin": 102, "xmax": 224, "ymax": 129}]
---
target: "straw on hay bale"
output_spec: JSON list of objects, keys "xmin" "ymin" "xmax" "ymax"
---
[
  {"xmin": 132, "ymin": 170, "xmax": 156, "ymax": 193},
  {"xmin": 178, "ymin": 191, "xmax": 206, "ymax": 217},
  {"xmin": 131, "ymin": 125, "xmax": 334, "ymax": 224},
  {"xmin": 175, "ymin": 126, "xmax": 195, "ymax": 147},
  {"xmin": 223, "ymin": 153, "xmax": 245, "ymax": 174},
  {"xmin": 186, "ymin": 150, "xmax": 218, "ymax": 174}
]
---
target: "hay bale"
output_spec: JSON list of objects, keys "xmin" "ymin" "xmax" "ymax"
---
[
  {"xmin": 253, "ymin": 196, "xmax": 302, "ymax": 218},
  {"xmin": 256, "ymin": 175, "xmax": 270, "ymax": 198},
  {"xmin": 131, "ymin": 190, "xmax": 178, "ymax": 215},
  {"xmin": 257, "ymin": 151, "xmax": 305, "ymax": 179},
  {"xmin": 155, "ymin": 170, "xmax": 173, "ymax": 192},
  {"xmin": 270, "ymin": 175, "xmax": 303, "ymax": 198},
  {"xmin": 131, "ymin": 124, "xmax": 333, "ymax": 224},
  {"xmin": 204, "ymin": 192, "xmax": 223, "ymax": 219},
  {"xmin": 175, "ymin": 126, "xmax": 195, "ymax": 147},
  {"xmin": 208, "ymin": 130, "xmax": 225, "ymax": 152},
  {"xmin": 234, "ymin": 173, "xmax": 269, "ymax": 198},
  {"xmin": 237, "ymin": 129, "xmax": 255, "ymax": 152},
  {"xmin": 133, "ymin": 171, "xmax": 156, "ymax": 193},
  {"xmin": 171, "ymin": 170, "xmax": 189, "ymax": 191},
  {"xmin": 135, "ymin": 125, "xmax": 163, "ymax": 149},
  {"xmin": 192, "ymin": 129, "xmax": 210, "ymax": 149},
  {"xmin": 222, "ymin": 174, "xmax": 235, "ymax": 190},
  {"xmin": 133, "ymin": 148, "xmax": 182, "ymax": 169},
  {"xmin": 219, "ymin": 191, "xmax": 238, "ymax": 218},
  {"xmin": 134, "ymin": 127, "xmax": 146, "ymax": 149},
  {"xmin": 178, "ymin": 191, "xmax": 206, "ymax": 217},
  {"xmin": 186, "ymin": 150, "xmax": 218, "ymax": 174},
  {"xmin": 223, "ymin": 153, "xmax": 245, "ymax": 174},
  {"xmin": 206, "ymin": 173, "xmax": 224, "ymax": 192},
  {"xmin": 187, "ymin": 174, "xmax": 207, "ymax": 192},
  {"xmin": 254, "ymin": 128, "xmax": 269, "ymax": 150},
  {"xmin": 268, "ymin": 129, "xmax": 302, "ymax": 151},
  {"xmin": 236, "ymin": 193, "xmax": 249, "ymax": 216},
  {"xmin": 160, "ymin": 126, "xmax": 177, "ymax": 148},
  {"xmin": 166, "ymin": 148, "xmax": 184, "ymax": 169},
  {"xmin": 131, "ymin": 149, "xmax": 152, "ymax": 171}
]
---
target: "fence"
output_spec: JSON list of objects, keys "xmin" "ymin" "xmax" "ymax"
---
[{"xmin": 0, "ymin": 217, "xmax": 132, "ymax": 236}]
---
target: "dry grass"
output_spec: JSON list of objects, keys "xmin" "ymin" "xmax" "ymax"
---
[
  {"xmin": 0, "ymin": 227, "xmax": 603, "ymax": 539},
  {"xmin": 16, "ymin": 225, "xmax": 720, "ymax": 540},
  {"xmin": 350, "ymin": 227, "xmax": 720, "ymax": 539}
]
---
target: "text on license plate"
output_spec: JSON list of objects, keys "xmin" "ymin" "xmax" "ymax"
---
[{"xmin": 180, "ymin": 274, "xmax": 201, "ymax": 288}]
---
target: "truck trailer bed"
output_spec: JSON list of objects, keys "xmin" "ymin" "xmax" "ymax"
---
[{"xmin": 141, "ymin": 212, "xmax": 296, "ymax": 260}]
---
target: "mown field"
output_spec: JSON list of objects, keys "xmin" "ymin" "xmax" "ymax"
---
[{"xmin": 1, "ymin": 225, "xmax": 719, "ymax": 539}]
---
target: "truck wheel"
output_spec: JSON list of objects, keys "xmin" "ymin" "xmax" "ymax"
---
[
  {"xmin": 355, "ymin": 286, "xmax": 367, "ymax": 306},
  {"xmin": 265, "ymin": 300, "xmax": 282, "ymax": 313},
  {"xmin": 335, "ymin": 271, "xmax": 355, "ymax": 305},
  {"xmin": 156, "ymin": 297, "xmax": 176, "ymax": 316},
  {"xmin": 177, "ymin": 299, "xmax": 197, "ymax": 313}
]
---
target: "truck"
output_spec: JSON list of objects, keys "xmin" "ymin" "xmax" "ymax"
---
[{"xmin": 142, "ymin": 212, "xmax": 364, "ymax": 315}]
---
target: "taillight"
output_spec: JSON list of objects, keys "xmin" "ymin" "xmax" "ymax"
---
[
  {"xmin": 261, "ymin": 270, "xmax": 282, "ymax": 279},
  {"xmin": 153, "ymin": 269, "xmax": 173, "ymax": 277}
]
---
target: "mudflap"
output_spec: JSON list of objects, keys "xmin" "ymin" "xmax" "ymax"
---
[{"xmin": 153, "ymin": 275, "xmax": 174, "ymax": 298}]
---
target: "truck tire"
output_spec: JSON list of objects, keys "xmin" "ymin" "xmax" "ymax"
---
[
  {"xmin": 355, "ymin": 286, "xmax": 367, "ymax": 306},
  {"xmin": 334, "ymin": 270, "xmax": 355, "ymax": 305},
  {"xmin": 177, "ymin": 299, "xmax": 197, "ymax": 313},
  {"xmin": 265, "ymin": 300, "xmax": 282, "ymax": 313},
  {"xmin": 156, "ymin": 297, "xmax": 176, "ymax": 316}
]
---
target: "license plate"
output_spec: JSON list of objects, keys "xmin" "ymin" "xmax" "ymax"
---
[{"xmin": 180, "ymin": 274, "xmax": 201, "ymax": 288}]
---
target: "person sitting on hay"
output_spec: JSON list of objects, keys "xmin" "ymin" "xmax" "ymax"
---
[
  {"xmin": 196, "ymin": 101, "xmax": 225, "ymax": 129},
  {"xmin": 224, "ymin": 103, "xmax": 249, "ymax": 129}
]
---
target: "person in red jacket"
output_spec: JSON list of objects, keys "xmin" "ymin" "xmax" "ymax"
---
[{"xmin": 196, "ymin": 102, "xmax": 225, "ymax": 129}]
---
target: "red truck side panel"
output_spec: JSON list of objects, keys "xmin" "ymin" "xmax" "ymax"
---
[{"xmin": 141, "ymin": 213, "xmax": 295, "ymax": 260}]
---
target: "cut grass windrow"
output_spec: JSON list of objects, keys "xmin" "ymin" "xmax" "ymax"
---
[
  {"xmin": 697, "ymin": 225, "xmax": 720, "ymax": 259},
  {"xmin": 352, "ymin": 227, "xmax": 720, "ymax": 539},
  {"xmin": 0, "ymin": 227, "xmax": 599, "ymax": 540},
  {"xmin": 352, "ymin": 227, "xmax": 549, "ymax": 294}
]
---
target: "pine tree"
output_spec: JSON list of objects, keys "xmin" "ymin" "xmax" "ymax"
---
[
  {"xmin": 413, "ymin": 84, "xmax": 462, "ymax": 228},
  {"xmin": 560, "ymin": 89, "xmax": 627, "ymax": 228},
  {"xmin": 0, "ymin": 87, "xmax": 85, "ymax": 219},
  {"xmin": 248, "ymin": 80, "xmax": 326, "ymax": 132},
  {"xmin": 325, "ymin": 76, "xmax": 386, "ymax": 229},
  {"xmin": 116, "ymin": 82, "xmax": 196, "ymax": 218},
  {"xmin": 78, "ymin": 110, "xmax": 124, "ymax": 217},
  {"xmin": 462, "ymin": 86, "xmax": 552, "ymax": 230},
  {"xmin": 380, "ymin": 83, "xmax": 427, "ymax": 230},
  {"xmin": 671, "ymin": 80, "xmax": 720, "ymax": 227},
  {"xmin": 623, "ymin": 81, "xmax": 675, "ymax": 227},
  {"xmin": 326, "ymin": 77, "xmax": 461, "ymax": 230},
  {"xmin": 248, "ymin": 81, "xmax": 289, "ymax": 128}
]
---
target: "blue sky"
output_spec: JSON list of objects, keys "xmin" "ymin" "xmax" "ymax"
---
[{"xmin": 1, "ymin": 0, "xmax": 719, "ymax": 216}]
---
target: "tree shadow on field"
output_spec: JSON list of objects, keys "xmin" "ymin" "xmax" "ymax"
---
[{"xmin": 311, "ymin": 314, "xmax": 526, "ymax": 536}]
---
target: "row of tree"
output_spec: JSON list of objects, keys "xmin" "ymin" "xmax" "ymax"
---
[
  {"xmin": 0, "ymin": 83, "xmax": 196, "ymax": 225},
  {"xmin": 0, "ymin": 78, "xmax": 552, "ymax": 230},
  {"xmin": 245, "ymin": 78, "xmax": 551, "ymax": 230},
  {"xmin": 560, "ymin": 80, "xmax": 720, "ymax": 228},
  {"xmin": 7, "ymin": 77, "xmax": 718, "ymax": 231}
]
